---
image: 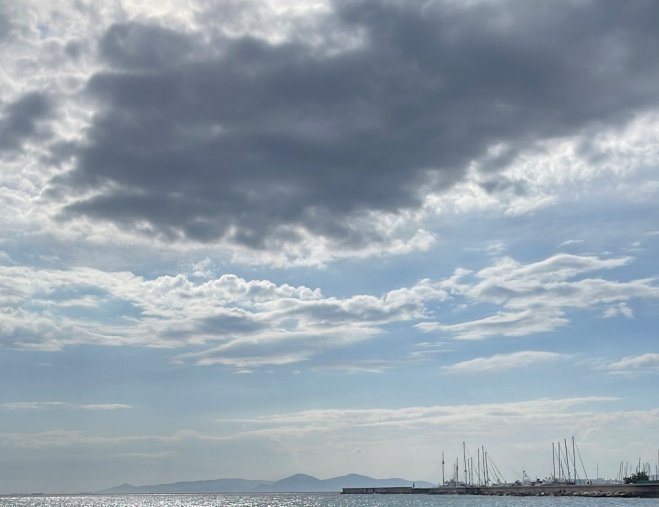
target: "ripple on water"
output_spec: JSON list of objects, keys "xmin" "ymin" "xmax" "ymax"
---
[{"xmin": 0, "ymin": 494, "xmax": 656, "ymax": 507}]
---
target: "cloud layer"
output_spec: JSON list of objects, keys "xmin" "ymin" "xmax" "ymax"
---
[
  {"xmin": 0, "ymin": 402, "xmax": 130, "ymax": 412},
  {"xmin": 44, "ymin": 0, "xmax": 659, "ymax": 253},
  {"xmin": 1, "ymin": 252, "xmax": 656, "ymax": 368},
  {"xmin": 5, "ymin": 396, "xmax": 656, "ymax": 481}
]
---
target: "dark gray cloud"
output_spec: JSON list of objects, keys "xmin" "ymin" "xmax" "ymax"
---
[
  {"xmin": 0, "ymin": 92, "xmax": 53, "ymax": 153},
  {"xmin": 51, "ymin": 0, "xmax": 659, "ymax": 248},
  {"xmin": 0, "ymin": 14, "xmax": 9, "ymax": 43},
  {"xmin": 0, "ymin": 0, "xmax": 12, "ymax": 44},
  {"xmin": 99, "ymin": 22, "xmax": 195, "ymax": 70}
]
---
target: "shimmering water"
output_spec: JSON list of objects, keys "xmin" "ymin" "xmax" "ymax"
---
[{"xmin": 0, "ymin": 494, "xmax": 655, "ymax": 507}]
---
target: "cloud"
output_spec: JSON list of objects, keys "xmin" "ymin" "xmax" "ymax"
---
[
  {"xmin": 0, "ymin": 7, "xmax": 11, "ymax": 43},
  {"xmin": 602, "ymin": 302, "xmax": 634, "ymax": 319},
  {"xmin": 0, "ymin": 92, "xmax": 53, "ymax": 153},
  {"xmin": 603, "ymin": 353, "xmax": 659, "ymax": 375},
  {"xmin": 1, "ymin": 253, "xmax": 656, "ymax": 365},
  {"xmin": 99, "ymin": 22, "xmax": 195, "ymax": 70},
  {"xmin": 80, "ymin": 404, "xmax": 132, "ymax": 411},
  {"xmin": 45, "ymin": 0, "xmax": 659, "ymax": 256},
  {"xmin": 4, "ymin": 397, "xmax": 659, "ymax": 484},
  {"xmin": 216, "ymin": 396, "xmax": 618, "ymax": 432},
  {"xmin": 556, "ymin": 239, "xmax": 584, "ymax": 249},
  {"xmin": 418, "ymin": 254, "xmax": 659, "ymax": 340},
  {"xmin": 420, "ymin": 309, "xmax": 569, "ymax": 341},
  {"xmin": 2, "ymin": 397, "xmax": 613, "ymax": 450},
  {"xmin": 310, "ymin": 341, "xmax": 451, "ymax": 374},
  {"xmin": 0, "ymin": 428, "xmax": 242, "ymax": 450},
  {"xmin": 0, "ymin": 265, "xmax": 440, "ymax": 366},
  {"xmin": 442, "ymin": 351, "xmax": 566, "ymax": 375},
  {"xmin": 0, "ymin": 402, "xmax": 131, "ymax": 412}
]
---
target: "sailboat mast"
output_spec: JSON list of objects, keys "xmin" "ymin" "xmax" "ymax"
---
[
  {"xmin": 572, "ymin": 436, "xmax": 577, "ymax": 483},
  {"xmin": 552, "ymin": 442, "xmax": 556, "ymax": 481},
  {"xmin": 484, "ymin": 448, "xmax": 489, "ymax": 485},
  {"xmin": 463, "ymin": 441, "xmax": 467, "ymax": 486},
  {"xmin": 566, "ymin": 439, "xmax": 573, "ymax": 483},
  {"xmin": 477, "ymin": 448, "xmax": 481, "ymax": 485},
  {"xmin": 442, "ymin": 451, "xmax": 445, "ymax": 486}
]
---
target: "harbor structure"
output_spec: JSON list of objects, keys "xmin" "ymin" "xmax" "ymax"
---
[
  {"xmin": 343, "ymin": 438, "xmax": 659, "ymax": 498},
  {"xmin": 342, "ymin": 483, "xmax": 659, "ymax": 498}
]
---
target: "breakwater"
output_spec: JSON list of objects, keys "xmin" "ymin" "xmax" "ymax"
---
[{"xmin": 342, "ymin": 484, "xmax": 659, "ymax": 498}]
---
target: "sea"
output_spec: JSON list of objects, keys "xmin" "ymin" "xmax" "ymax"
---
[{"xmin": 0, "ymin": 494, "xmax": 656, "ymax": 507}]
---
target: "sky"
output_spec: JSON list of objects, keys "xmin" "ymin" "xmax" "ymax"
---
[{"xmin": 1, "ymin": 0, "xmax": 658, "ymax": 495}]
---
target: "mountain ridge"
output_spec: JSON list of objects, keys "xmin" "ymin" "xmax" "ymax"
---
[{"xmin": 99, "ymin": 473, "xmax": 435, "ymax": 493}]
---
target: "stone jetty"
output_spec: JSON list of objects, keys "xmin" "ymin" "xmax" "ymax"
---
[{"xmin": 342, "ymin": 483, "xmax": 659, "ymax": 498}]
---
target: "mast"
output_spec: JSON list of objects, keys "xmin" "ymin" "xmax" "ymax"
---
[
  {"xmin": 552, "ymin": 442, "xmax": 556, "ymax": 481},
  {"xmin": 572, "ymin": 436, "xmax": 577, "ymax": 483},
  {"xmin": 463, "ymin": 441, "xmax": 467, "ymax": 486},
  {"xmin": 477, "ymin": 448, "xmax": 481, "ymax": 486},
  {"xmin": 484, "ymin": 447, "xmax": 489, "ymax": 485},
  {"xmin": 442, "ymin": 451, "xmax": 445, "ymax": 486},
  {"xmin": 563, "ymin": 438, "xmax": 572, "ymax": 482},
  {"xmin": 468, "ymin": 458, "xmax": 471, "ymax": 485},
  {"xmin": 455, "ymin": 458, "xmax": 459, "ymax": 484}
]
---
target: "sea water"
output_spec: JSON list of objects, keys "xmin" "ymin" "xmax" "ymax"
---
[{"xmin": 0, "ymin": 494, "xmax": 656, "ymax": 507}]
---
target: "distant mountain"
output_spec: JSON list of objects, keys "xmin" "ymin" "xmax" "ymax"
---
[
  {"xmin": 98, "ymin": 474, "xmax": 435, "ymax": 494},
  {"xmin": 99, "ymin": 478, "xmax": 273, "ymax": 494},
  {"xmin": 260, "ymin": 473, "xmax": 434, "ymax": 492}
]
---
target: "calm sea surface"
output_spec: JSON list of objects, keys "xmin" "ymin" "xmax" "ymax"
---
[{"xmin": 0, "ymin": 494, "xmax": 656, "ymax": 507}]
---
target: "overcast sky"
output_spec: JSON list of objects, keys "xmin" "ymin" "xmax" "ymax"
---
[{"xmin": 1, "ymin": 0, "xmax": 659, "ymax": 494}]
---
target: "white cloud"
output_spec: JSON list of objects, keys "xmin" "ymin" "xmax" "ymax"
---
[
  {"xmin": 419, "ymin": 309, "xmax": 569, "ymax": 340},
  {"xmin": 602, "ymin": 302, "xmax": 634, "ymax": 319},
  {"xmin": 604, "ymin": 353, "xmax": 659, "ymax": 375},
  {"xmin": 1, "ymin": 252, "xmax": 657, "ymax": 365},
  {"xmin": 427, "ymin": 111, "xmax": 659, "ymax": 221},
  {"xmin": 80, "ymin": 404, "xmax": 132, "ymax": 411},
  {"xmin": 0, "ymin": 402, "xmax": 130, "ymax": 412},
  {"xmin": 442, "ymin": 351, "xmax": 566, "ymax": 374},
  {"xmin": 3, "ymin": 397, "xmax": 616, "ymax": 448},
  {"xmin": 556, "ymin": 239, "xmax": 584, "ymax": 249},
  {"xmin": 0, "ymin": 265, "xmax": 442, "ymax": 366},
  {"xmin": 418, "ymin": 253, "xmax": 659, "ymax": 340},
  {"xmin": 308, "ymin": 342, "xmax": 451, "ymax": 374}
]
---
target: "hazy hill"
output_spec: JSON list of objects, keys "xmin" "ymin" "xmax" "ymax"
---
[
  {"xmin": 99, "ymin": 478, "xmax": 273, "ymax": 494},
  {"xmin": 99, "ymin": 474, "xmax": 435, "ymax": 493}
]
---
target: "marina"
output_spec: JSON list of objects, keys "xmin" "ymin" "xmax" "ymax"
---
[{"xmin": 344, "ymin": 438, "xmax": 659, "ymax": 498}]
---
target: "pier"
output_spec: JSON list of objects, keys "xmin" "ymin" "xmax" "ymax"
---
[{"xmin": 342, "ymin": 483, "xmax": 659, "ymax": 498}]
